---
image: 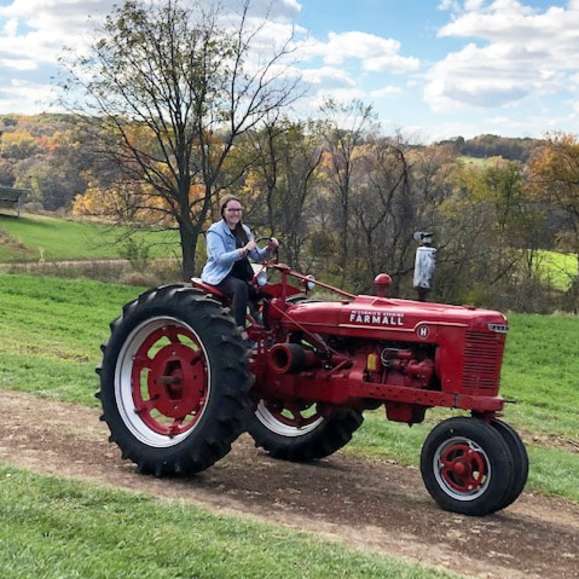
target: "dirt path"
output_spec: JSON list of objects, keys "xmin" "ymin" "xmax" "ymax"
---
[{"xmin": 0, "ymin": 391, "xmax": 577, "ymax": 579}]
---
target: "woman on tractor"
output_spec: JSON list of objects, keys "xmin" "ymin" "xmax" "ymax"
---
[{"xmin": 201, "ymin": 195, "xmax": 278, "ymax": 328}]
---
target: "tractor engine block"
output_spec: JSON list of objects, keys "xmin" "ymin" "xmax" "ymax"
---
[{"xmin": 364, "ymin": 346, "xmax": 435, "ymax": 390}]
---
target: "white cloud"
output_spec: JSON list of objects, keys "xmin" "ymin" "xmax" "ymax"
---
[
  {"xmin": 235, "ymin": 0, "xmax": 301, "ymax": 21},
  {"xmin": 3, "ymin": 17, "xmax": 18, "ymax": 36},
  {"xmin": 298, "ymin": 31, "xmax": 419, "ymax": 73},
  {"xmin": 426, "ymin": 1, "xmax": 579, "ymax": 110},
  {"xmin": 0, "ymin": 1, "xmax": 303, "ymax": 66},
  {"xmin": 0, "ymin": 0, "xmax": 423, "ymax": 117},
  {"xmin": 308, "ymin": 87, "xmax": 366, "ymax": 109},
  {"xmin": 0, "ymin": 58, "xmax": 38, "ymax": 71},
  {"xmin": 0, "ymin": 1, "xmax": 113, "ymax": 69},
  {"xmin": 370, "ymin": 85, "xmax": 402, "ymax": 97},
  {"xmin": 299, "ymin": 66, "xmax": 355, "ymax": 87},
  {"xmin": 0, "ymin": 79, "xmax": 58, "ymax": 114}
]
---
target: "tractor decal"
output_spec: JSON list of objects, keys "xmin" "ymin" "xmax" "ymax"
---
[{"xmin": 348, "ymin": 310, "xmax": 405, "ymax": 326}]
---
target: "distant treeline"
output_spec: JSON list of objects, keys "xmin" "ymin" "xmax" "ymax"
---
[
  {"xmin": 436, "ymin": 134, "xmax": 542, "ymax": 162},
  {"xmin": 0, "ymin": 113, "xmax": 577, "ymax": 314},
  {"xmin": 0, "ymin": 114, "xmax": 543, "ymax": 209}
]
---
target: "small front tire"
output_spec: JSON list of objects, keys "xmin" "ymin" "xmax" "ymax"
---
[
  {"xmin": 490, "ymin": 419, "xmax": 529, "ymax": 510},
  {"xmin": 420, "ymin": 417, "xmax": 514, "ymax": 516}
]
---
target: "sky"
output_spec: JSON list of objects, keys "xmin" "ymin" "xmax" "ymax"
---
[{"xmin": 0, "ymin": 0, "xmax": 578, "ymax": 142}]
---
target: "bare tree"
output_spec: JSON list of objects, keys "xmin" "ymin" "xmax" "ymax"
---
[
  {"xmin": 245, "ymin": 117, "xmax": 322, "ymax": 267},
  {"xmin": 318, "ymin": 99, "xmax": 376, "ymax": 283},
  {"xmin": 63, "ymin": 0, "xmax": 300, "ymax": 278}
]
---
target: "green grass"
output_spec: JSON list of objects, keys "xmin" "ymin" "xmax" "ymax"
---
[
  {"xmin": 0, "ymin": 213, "xmax": 180, "ymax": 262},
  {"xmin": 457, "ymin": 155, "xmax": 497, "ymax": 167},
  {"xmin": 0, "ymin": 464, "xmax": 453, "ymax": 579},
  {"xmin": 0, "ymin": 274, "xmax": 142, "ymax": 405},
  {"xmin": 0, "ymin": 273, "xmax": 577, "ymax": 502},
  {"xmin": 537, "ymin": 250, "xmax": 578, "ymax": 291},
  {"xmin": 501, "ymin": 312, "xmax": 579, "ymax": 438}
]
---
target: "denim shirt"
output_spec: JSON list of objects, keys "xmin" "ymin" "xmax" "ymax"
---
[{"xmin": 201, "ymin": 219, "xmax": 268, "ymax": 285}]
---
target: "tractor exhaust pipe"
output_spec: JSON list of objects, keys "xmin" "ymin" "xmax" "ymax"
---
[{"xmin": 269, "ymin": 343, "xmax": 321, "ymax": 374}]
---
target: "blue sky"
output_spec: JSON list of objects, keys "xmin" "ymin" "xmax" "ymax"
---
[{"xmin": 0, "ymin": 0, "xmax": 578, "ymax": 141}]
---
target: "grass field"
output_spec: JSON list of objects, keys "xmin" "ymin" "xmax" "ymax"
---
[
  {"xmin": 0, "ymin": 213, "xmax": 180, "ymax": 262},
  {"xmin": 0, "ymin": 273, "xmax": 577, "ymax": 502},
  {"xmin": 537, "ymin": 250, "xmax": 578, "ymax": 291},
  {"xmin": 0, "ymin": 464, "xmax": 452, "ymax": 579}
]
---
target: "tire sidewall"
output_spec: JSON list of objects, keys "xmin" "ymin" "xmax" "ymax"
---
[{"xmin": 490, "ymin": 419, "xmax": 529, "ymax": 509}]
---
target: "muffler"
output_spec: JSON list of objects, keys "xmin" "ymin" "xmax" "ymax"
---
[{"xmin": 269, "ymin": 343, "xmax": 321, "ymax": 374}]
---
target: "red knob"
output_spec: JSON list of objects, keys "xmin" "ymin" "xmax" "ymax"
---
[{"xmin": 374, "ymin": 273, "xmax": 392, "ymax": 297}]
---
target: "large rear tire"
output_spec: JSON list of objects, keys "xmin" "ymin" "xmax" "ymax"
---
[
  {"xmin": 420, "ymin": 417, "xmax": 514, "ymax": 516},
  {"xmin": 248, "ymin": 400, "xmax": 363, "ymax": 461},
  {"xmin": 98, "ymin": 284, "xmax": 251, "ymax": 476}
]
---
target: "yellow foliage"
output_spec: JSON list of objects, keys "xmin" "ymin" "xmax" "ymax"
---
[
  {"xmin": 72, "ymin": 182, "xmax": 175, "ymax": 225},
  {"xmin": 0, "ymin": 130, "xmax": 38, "ymax": 159}
]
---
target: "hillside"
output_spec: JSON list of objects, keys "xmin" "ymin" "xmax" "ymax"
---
[
  {"xmin": 0, "ymin": 213, "xmax": 179, "ymax": 262},
  {"xmin": 438, "ymin": 134, "xmax": 543, "ymax": 161}
]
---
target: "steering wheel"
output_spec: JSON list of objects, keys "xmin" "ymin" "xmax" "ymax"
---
[{"xmin": 255, "ymin": 236, "xmax": 279, "ymax": 264}]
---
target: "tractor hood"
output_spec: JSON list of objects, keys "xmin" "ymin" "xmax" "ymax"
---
[{"xmin": 285, "ymin": 295, "xmax": 508, "ymax": 337}]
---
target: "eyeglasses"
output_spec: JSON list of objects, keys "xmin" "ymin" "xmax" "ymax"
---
[{"xmin": 226, "ymin": 208, "xmax": 243, "ymax": 213}]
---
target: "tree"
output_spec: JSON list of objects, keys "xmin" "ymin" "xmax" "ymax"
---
[
  {"xmin": 318, "ymin": 99, "xmax": 376, "ymax": 283},
  {"xmin": 243, "ymin": 117, "xmax": 322, "ymax": 267},
  {"xmin": 64, "ymin": 0, "xmax": 299, "ymax": 278},
  {"xmin": 528, "ymin": 134, "xmax": 579, "ymax": 310}
]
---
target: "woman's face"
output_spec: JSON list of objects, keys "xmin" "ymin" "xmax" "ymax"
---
[{"xmin": 223, "ymin": 200, "xmax": 243, "ymax": 229}]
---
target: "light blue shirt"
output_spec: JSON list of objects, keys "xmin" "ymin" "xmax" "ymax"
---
[{"xmin": 201, "ymin": 219, "xmax": 268, "ymax": 285}]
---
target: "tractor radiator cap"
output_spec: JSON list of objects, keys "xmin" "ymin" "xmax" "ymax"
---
[{"xmin": 374, "ymin": 273, "xmax": 392, "ymax": 297}]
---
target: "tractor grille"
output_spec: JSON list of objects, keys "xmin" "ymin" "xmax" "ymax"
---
[{"xmin": 462, "ymin": 330, "xmax": 504, "ymax": 393}]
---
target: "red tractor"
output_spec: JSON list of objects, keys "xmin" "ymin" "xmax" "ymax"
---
[{"xmin": 98, "ymin": 253, "xmax": 528, "ymax": 517}]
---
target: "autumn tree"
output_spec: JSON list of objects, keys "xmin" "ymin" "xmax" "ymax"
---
[
  {"xmin": 64, "ymin": 0, "xmax": 299, "ymax": 278},
  {"xmin": 528, "ymin": 134, "xmax": 579, "ymax": 309},
  {"xmin": 433, "ymin": 158, "xmax": 550, "ymax": 309}
]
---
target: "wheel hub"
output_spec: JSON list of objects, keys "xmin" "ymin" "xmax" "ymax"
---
[
  {"xmin": 130, "ymin": 324, "xmax": 208, "ymax": 437},
  {"xmin": 438, "ymin": 441, "xmax": 487, "ymax": 495},
  {"xmin": 148, "ymin": 344, "xmax": 204, "ymax": 418}
]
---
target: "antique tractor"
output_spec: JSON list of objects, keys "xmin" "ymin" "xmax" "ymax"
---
[{"xmin": 97, "ymin": 252, "xmax": 528, "ymax": 517}]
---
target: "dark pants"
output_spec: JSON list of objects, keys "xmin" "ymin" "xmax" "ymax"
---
[{"xmin": 217, "ymin": 274, "xmax": 256, "ymax": 328}]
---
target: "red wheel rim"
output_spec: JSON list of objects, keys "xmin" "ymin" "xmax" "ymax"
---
[
  {"xmin": 438, "ymin": 441, "xmax": 488, "ymax": 495},
  {"xmin": 264, "ymin": 401, "xmax": 324, "ymax": 428},
  {"xmin": 131, "ymin": 324, "xmax": 208, "ymax": 437}
]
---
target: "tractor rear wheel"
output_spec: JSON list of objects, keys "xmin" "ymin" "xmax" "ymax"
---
[
  {"xmin": 98, "ymin": 285, "xmax": 251, "ymax": 476},
  {"xmin": 420, "ymin": 417, "xmax": 514, "ymax": 516},
  {"xmin": 247, "ymin": 400, "xmax": 363, "ymax": 461},
  {"xmin": 490, "ymin": 419, "xmax": 529, "ymax": 510}
]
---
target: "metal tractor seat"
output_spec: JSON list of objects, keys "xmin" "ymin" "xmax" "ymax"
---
[{"xmin": 190, "ymin": 278, "xmax": 226, "ymax": 299}]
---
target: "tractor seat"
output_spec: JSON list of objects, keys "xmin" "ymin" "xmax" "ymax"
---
[{"xmin": 191, "ymin": 277, "xmax": 226, "ymax": 299}]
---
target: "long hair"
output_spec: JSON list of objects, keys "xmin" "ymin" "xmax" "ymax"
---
[{"xmin": 220, "ymin": 195, "xmax": 248, "ymax": 244}]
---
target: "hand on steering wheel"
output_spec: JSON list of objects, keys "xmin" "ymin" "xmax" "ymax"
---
[{"xmin": 255, "ymin": 237, "xmax": 279, "ymax": 263}]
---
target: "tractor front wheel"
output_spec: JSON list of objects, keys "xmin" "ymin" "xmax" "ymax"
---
[
  {"xmin": 420, "ymin": 417, "xmax": 514, "ymax": 516},
  {"xmin": 98, "ymin": 285, "xmax": 251, "ymax": 476},
  {"xmin": 247, "ymin": 400, "xmax": 363, "ymax": 461}
]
